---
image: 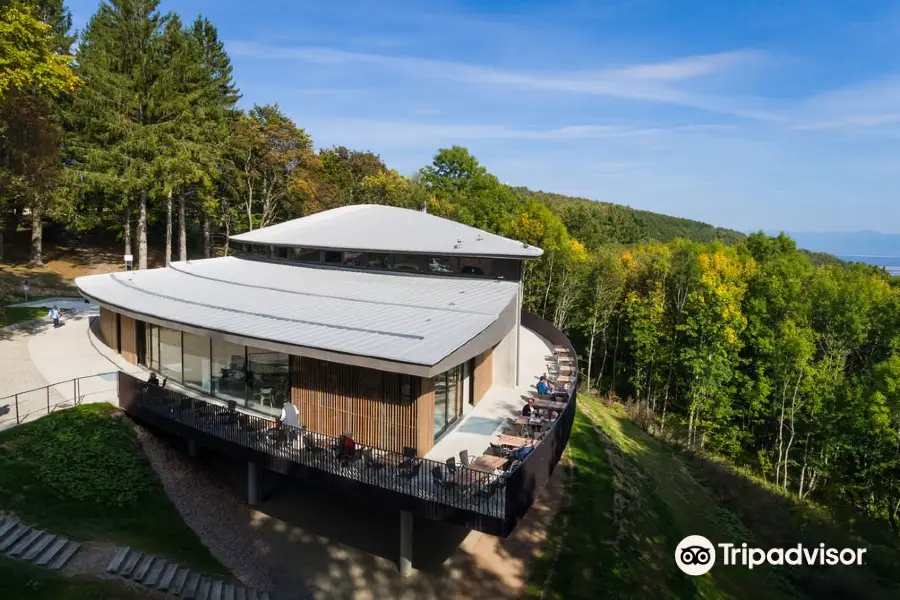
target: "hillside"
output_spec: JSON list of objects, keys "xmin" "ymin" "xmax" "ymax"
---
[{"xmin": 514, "ymin": 187, "xmax": 746, "ymax": 248}]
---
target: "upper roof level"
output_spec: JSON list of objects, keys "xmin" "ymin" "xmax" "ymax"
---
[{"xmin": 230, "ymin": 204, "xmax": 544, "ymax": 260}]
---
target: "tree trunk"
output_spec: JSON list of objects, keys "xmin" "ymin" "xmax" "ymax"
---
[
  {"xmin": 124, "ymin": 204, "xmax": 132, "ymax": 257},
  {"xmin": 30, "ymin": 204, "xmax": 43, "ymax": 266},
  {"xmin": 0, "ymin": 229, "xmax": 4, "ymax": 261},
  {"xmin": 202, "ymin": 213, "xmax": 211, "ymax": 258},
  {"xmin": 178, "ymin": 195, "xmax": 187, "ymax": 261},
  {"xmin": 138, "ymin": 191, "xmax": 148, "ymax": 270},
  {"xmin": 165, "ymin": 191, "xmax": 172, "ymax": 266},
  {"xmin": 223, "ymin": 219, "xmax": 230, "ymax": 256}
]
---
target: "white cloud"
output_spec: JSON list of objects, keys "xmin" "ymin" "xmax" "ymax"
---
[{"xmin": 227, "ymin": 41, "xmax": 778, "ymax": 120}]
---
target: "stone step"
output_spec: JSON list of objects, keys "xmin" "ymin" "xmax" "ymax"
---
[
  {"xmin": 0, "ymin": 525, "xmax": 30, "ymax": 553},
  {"xmin": 158, "ymin": 563, "xmax": 179, "ymax": 590},
  {"xmin": 195, "ymin": 577, "xmax": 211, "ymax": 600},
  {"xmin": 0, "ymin": 519, "xmax": 20, "ymax": 540},
  {"xmin": 169, "ymin": 568, "xmax": 190, "ymax": 595},
  {"xmin": 223, "ymin": 583, "xmax": 235, "ymax": 600},
  {"xmin": 107, "ymin": 546, "xmax": 131, "ymax": 574},
  {"xmin": 143, "ymin": 557, "xmax": 168, "ymax": 587},
  {"xmin": 259, "ymin": 593, "xmax": 271, "ymax": 600},
  {"xmin": 247, "ymin": 590, "xmax": 259, "ymax": 600},
  {"xmin": 181, "ymin": 571, "xmax": 201, "ymax": 598},
  {"xmin": 21, "ymin": 532, "xmax": 56, "ymax": 562},
  {"xmin": 34, "ymin": 537, "xmax": 68, "ymax": 566},
  {"xmin": 132, "ymin": 554, "xmax": 156, "ymax": 581},
  {"xmin": 120, "ymin": 550, "xmax": 143, "ymax": 577},
  {"xmin": 8, "ymin": 529, "xmax": 43, "ymax": 557},
  {"xmin": 235, "ymin": 587, "xmax": 247, "ymax": 600},
  {"xmin": 209, "ymin": 579, "xmax": 223, "ymax": 600},
  {"xmin": 48, "ymin": 541, "xmax": 80, "ymax": 570}
]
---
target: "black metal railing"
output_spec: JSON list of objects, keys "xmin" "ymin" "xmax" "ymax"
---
[
  {"xmin": 116, "ymin": 311, "xmax": 578, "ymax": 536},
  {"xmin": 503, "ymin": 312, "xmax": 578, "ymax": 527},
  {"xmin": 0, "ymin": 372, "xmax": 119, "ymax": 430},
  {"xmin": 118, "ymin": 372, "xmax": 510, "ymax": 533}
]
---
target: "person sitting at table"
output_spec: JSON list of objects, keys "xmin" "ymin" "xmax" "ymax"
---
[
  {"xmin": 550, "ymin": 410, "xmax": 559, "ymax": 423},
  {"xmin": 522, "ymin": 397, "xmax": 536, "ymax": 417},
  {"xmin": 536, "ymin": 375, "xmax": 550, "ymax": 395},
  {"xmin": 510, "ymin": 441, "xmax": 535, "ymax": 462}
]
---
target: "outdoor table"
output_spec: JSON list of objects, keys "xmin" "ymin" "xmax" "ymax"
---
[
  {"xmin": 533, "ymin": 398, "xmax": 567, "ymax": 411},
  {"xmin": 468, "ymin": 455, "xmax": 507, "ymax": 472},
  {"xmin": 554, "ymin": 346, "xmax": 571, "ymax": 354},
  {"xmin": 496, "ymin": 434, "xmax": 532, "ymax": 448},
  {"xmin": 445, "ymin": 455, "xmax": 507, "ymax": 485}
]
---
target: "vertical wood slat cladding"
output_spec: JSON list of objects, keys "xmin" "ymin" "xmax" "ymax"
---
[
  {"xmin": 98, "ymin": 308, "xmax": 119, "ymax": 351},
  {"xmin": 119, "ymin": 315, "xmax": 138, "ymax": 364},
  {"xmin": 473, "ymin": 346, "xmax": 494, "ymax": 404},
  {"xmin": 291, "ymin": 356, "xmax": 421, "ymax": 455},
  {"xmin": 416, "ymin": 377, "xmax": 436, "ymax": 457}
]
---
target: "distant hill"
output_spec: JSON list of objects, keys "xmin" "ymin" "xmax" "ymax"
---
[
  {"xmin": 784, "ymin": 230, "xmax": 900, "ymax": 259},
  {"xmin": 514, "ymin": 187, "xmax": 746, "ymax": 248}
]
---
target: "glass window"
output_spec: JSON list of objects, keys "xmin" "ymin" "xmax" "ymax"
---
[
  {"xmin": 274, "ymin": 246, "xmax": 289, "ymax": 259},
  {"xmin": 492, "ymin": 259, "xmax": 521, "ymax": 280},
  {"xmin": 427, "ymin": 256, "xmax": 458, "ymax": 274},
  {"xmin": 393, "ymin": 254, "xmax": 428, "ymax": 273},
  {"xmin": 433, "ymin": 366, "xmax": 462, "ymax": 439},
  {"xmin": 212, "ymin": 339, "xmax": 247, "ymax": 406},
  {"xmin": 292, "ymin": 248, "xmax": 320, "ymax": 263},
  {"xmin": 159, "ymin": 328, "xmax": 182, "ymax": 382},
  {"xmin": 183, "ymin": 333, "xmax": 211, "ymax": 393},
  {"xmin": 146, "ymin": 324, "xmax": 160, "ymax": 371},
  {"xmin": 323, "ymin": 251, "xmax": 342, "ymax": 264},
  {"xmin": 367, "ymin": 253, "xmax": 393, "ymax": 270},
  {"xmin": 246, "ymin": 348, "xmax": 290, "ymax": 416},
  {"xmin": 250, "ymin": 244, "xmax": 270, "ymax": 257},
  {"xmin": 343, "ymin": 252, "xmax": 365, "ymax": 268},
  {"xmin": 460, "ymin": 258, "xmax": 492, "ymax": 276}
]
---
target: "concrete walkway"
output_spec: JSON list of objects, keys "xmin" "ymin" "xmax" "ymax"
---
[{"xmin": 0, "ymin": 304, "xmax": 141, "ymax": 428}]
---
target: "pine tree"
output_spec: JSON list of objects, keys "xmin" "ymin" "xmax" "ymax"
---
[{"xmin": 65, "ymin": 0, "xmax": 167, "ymax": 269}]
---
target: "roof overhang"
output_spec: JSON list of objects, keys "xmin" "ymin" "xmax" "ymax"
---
[{"xmin": 76, "ymin": 258, "xmax": 520, "ymax": 377}]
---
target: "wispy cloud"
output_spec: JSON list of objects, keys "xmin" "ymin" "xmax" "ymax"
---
[
  {"xmin": 298, "ymin": 118, "xmax": 737, "ymax": 149},
  {"xmin": 789, "ymin": 75, "xmax": 900, "ymax": 132},
  {"xmin": 227, "ymin": 41, "xmax": 778, "ymax": 120}
]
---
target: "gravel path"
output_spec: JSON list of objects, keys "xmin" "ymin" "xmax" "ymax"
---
[{"xmin": 131, "ymin": 422, "xmax": 276, "ymax": 593}]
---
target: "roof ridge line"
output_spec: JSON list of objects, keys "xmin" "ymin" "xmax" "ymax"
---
[
  {"xmin": 167, "ymin": 260, "xmax": 500, "ymax": 316},
  {"xmin": 108, "ymin": 274, "xmax": 425, "ymax": 341}
]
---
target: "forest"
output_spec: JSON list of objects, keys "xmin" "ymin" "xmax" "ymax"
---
[{"xmin": 3, "ymin": 0, "xmax": 900, "ymax": 539}]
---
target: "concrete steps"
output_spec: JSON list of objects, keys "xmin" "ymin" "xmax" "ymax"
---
[
  {"xmin": 0, "ymin": 516, "xmax": 82, "ymax": 570},
  {"xmin": 106, "ymin": 546, "xmax": 270, "ymax": 600}
]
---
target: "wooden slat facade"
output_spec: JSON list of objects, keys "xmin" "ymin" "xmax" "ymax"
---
[
  {"xmin": 119, "ymin": 314, "xmax": 137, "ymax": 364},
  {"xmin": 416, "ymin": 377, "xmax": 436, "ymax": 455},
  {"xmin": 473, "ymin": 346, "xmax": 493, "ymax": 405},
  {"xmin": 290, "ymin": 356, "xmax": 435, "ymax": 456},
  {"xmin": 98, "ymin": 307, "xmax": 118, "ymax": 351}
]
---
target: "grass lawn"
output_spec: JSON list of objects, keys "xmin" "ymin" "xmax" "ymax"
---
[
  {"xmin": 0, "ymin": 403, "xmax": 228, "ymax": 576},
  {"xmin": 0, "ymin": 306, "xmax": 51, "ymax": 327},
  {"xmin": 0, "ymin": 555, "xmax": 155, "ymax": 600}
]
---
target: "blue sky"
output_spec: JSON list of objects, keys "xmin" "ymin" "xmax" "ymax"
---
[{"xmin": 67, "ymin": 0, "xmax": 900, "ymax": 233}]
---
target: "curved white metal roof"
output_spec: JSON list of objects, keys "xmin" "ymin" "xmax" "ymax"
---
[
  {"xmin": 76, "ymin": 257, "xmax": 519, "ymax": 375},
  {"xmin": 229, "ymin": 204, "xmax": 543, "ymax": 259}
]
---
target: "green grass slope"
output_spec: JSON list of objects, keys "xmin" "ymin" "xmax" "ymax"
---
[
  {"xmin": 527, "ymin": 394, "xmax": 900, "ymax": 600},
  {"xmin": 0, "ymin": 403, "xmax": 227, "ymax": 575}
]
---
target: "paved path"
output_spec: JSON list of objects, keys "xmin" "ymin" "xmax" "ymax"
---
[{"xmin": 0, "ymin": 305, "xmax": 141, "ymax": 428}]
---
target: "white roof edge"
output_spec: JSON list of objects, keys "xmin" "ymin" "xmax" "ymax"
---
[{"xmin": 229, "ymin": 204, "xmax": 544, "ymax": 259}]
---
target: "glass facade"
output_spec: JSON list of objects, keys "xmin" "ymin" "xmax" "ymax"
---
[
  {"xmin": 143, "ymin": 325, "xmax": 289, "ymax": 416},
  {"xmin": 239, "ymin": 243, "xmax": 521, "ymax": 281},
  {"xmin": 433, "ymin": 366, "xmax": 463, "ymax": 439}
]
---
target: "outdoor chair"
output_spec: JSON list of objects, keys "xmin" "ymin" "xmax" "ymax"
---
[
  {"xmin": 399, "ymin": 446, "xmax": 417, "ymax": 471},
  {"xmin": 431, "ymin": 466, "xmax": 456, "ymax": 490},
  {"xmin": 445, "ymin": 457, "xmax": 457, "ymax": 474},
  {"xmin": 459, "ymin": 449, "xmax": 470, "ymax": 467},
  {"xmin": 399, "ymin": 461, "xmax": 421, "ymax": 480}
]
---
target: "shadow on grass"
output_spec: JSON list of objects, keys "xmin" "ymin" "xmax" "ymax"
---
[
  {"xmin": 676, "ymin": 448, "xmax": 900, "ymax": 600},
  {"xmin": 593, "ymin": 399, "xmax": 900, "ymax": 600}
]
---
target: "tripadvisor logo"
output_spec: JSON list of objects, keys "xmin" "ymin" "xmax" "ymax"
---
[{"xmin": 675, "ymin": 535, "xmax": 867, "ymax": 576}]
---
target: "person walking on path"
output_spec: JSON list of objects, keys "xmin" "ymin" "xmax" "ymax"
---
[{"xmin": 48, "ymin": 306, "xmax": 60, "ymax": 328}]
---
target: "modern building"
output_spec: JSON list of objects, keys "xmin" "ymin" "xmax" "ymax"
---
[{"xmin": 76, "ymin": 204, "xmax": 577, "ymax": 575}]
